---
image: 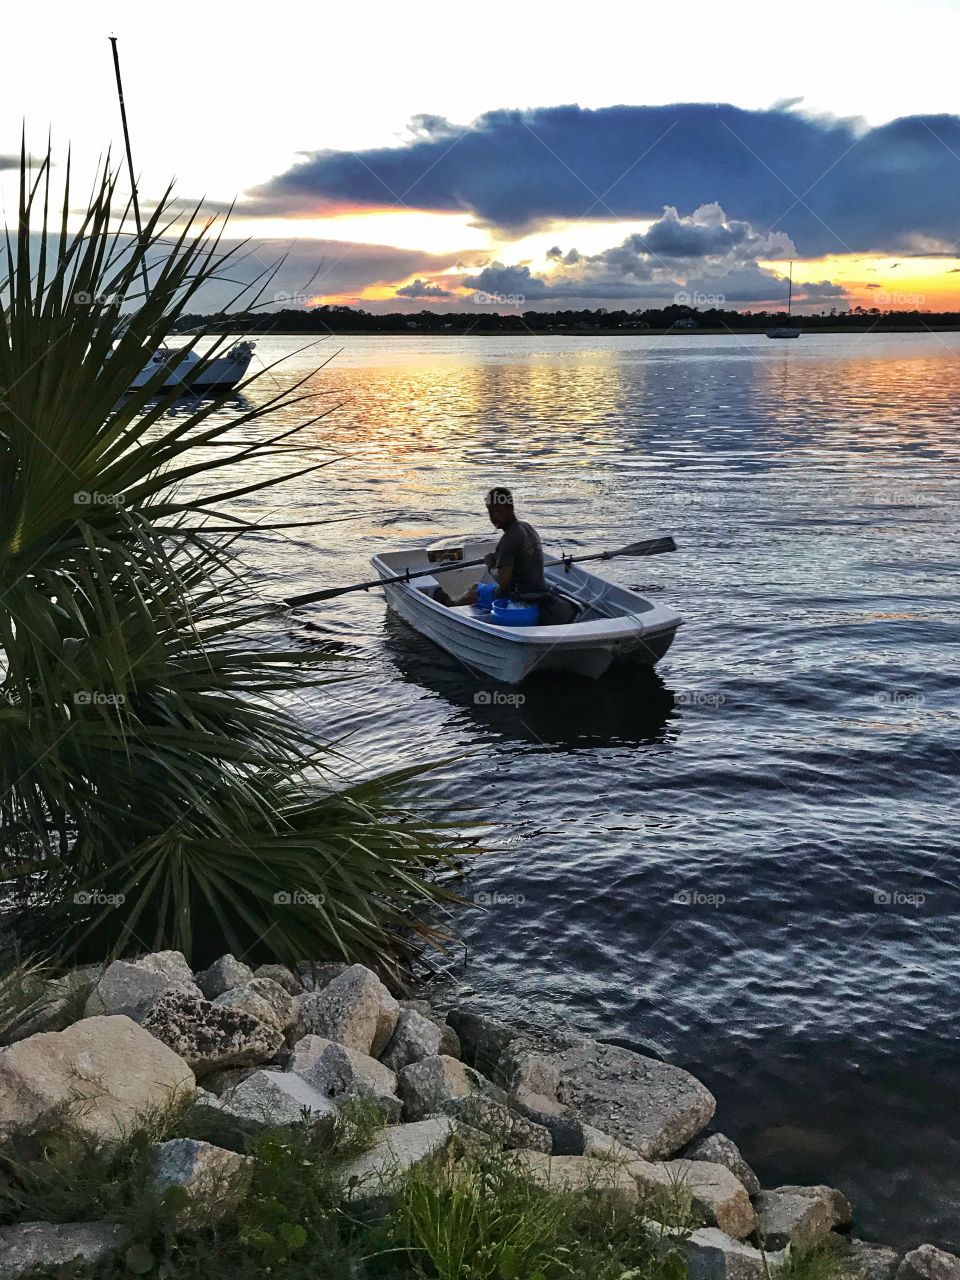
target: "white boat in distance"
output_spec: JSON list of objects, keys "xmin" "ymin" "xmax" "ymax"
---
[
  {"xmin": 768, "ymin": 261, "xmax": 800, "ymax": 339},
  {"xmin": 128, "ymin": 340, "xmax": 256, "ymax": 393},
  {"xmin": 372, "ymin": 537, "xmax": 682, "ymax": 684}
]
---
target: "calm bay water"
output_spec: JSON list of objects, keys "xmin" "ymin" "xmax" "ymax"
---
[{"xmin": 215, "ymin": 332, "xmax": 960, "ymax": 1248}]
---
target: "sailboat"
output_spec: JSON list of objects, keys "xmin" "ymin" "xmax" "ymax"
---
[{"xmin": 767, "ymin": 262, "xmax": 801, "ymax": 339}]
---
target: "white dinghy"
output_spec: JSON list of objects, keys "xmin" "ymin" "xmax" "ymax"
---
[
  {"xmin": 127, "ymin": 340, "xmax": 256, "ymax": 394},
  {"xmin": 369, "ymin": 536, "xmax": 681, "ymax": 684}
]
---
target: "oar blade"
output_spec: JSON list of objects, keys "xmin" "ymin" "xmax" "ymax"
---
[{"xmin": 605, "ymin": 535, "xmax": 677, "ymax": 558}]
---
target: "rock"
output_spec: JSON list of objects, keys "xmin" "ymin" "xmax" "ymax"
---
[
  {"xmin": 152, "ymin": 1138, "xmax": 251, "ymax": 1224},
  {"xmin": 506, "ymin": 1034, "xmax": 715, "ymax": 1159},
  {"xmin": 846, "ymin": 1238, "xmax": 902, "ymax": 1280},
  {"xmin": 514, "ymin": 1151, "xmax": 639, "ymax": 1213},
  {"xmin": 440, "ymin": 1094, "xmax": 552, "ymax": 1152},
  {"xmin": 201, "ymin": 1066, "xmax": 258, "ymax": 1097},
  {"xmin": 684, "ymin": 1133, "xmax": 761, "ymax": 1196},
  {"xmin": 755, "ymin": 1184, "xmax": 853, "ymax": 1249},
  {"xmin": 338, "ymin": 1118, "xmax": 480, "ymax": 1204},
  {"xmin": 293, "ymin": 965, "xmax": 398, "ymax": 1055},
  {"xmin": 446, "ymin": 1007, "xmax": 518, "ymax": 1074},
  {"xmin": 684, "ymin": 1227, "xmax": 785, "ymax": 1280},
  {"xmin": 0, "ymin": 1016, "xmax": 195, "ymax": 1144},
  {"xmin": 0, "ymin": 1221, "xmax": 129, "ymax": 1279},
  {"xmin": 398, "ymin": 1054, "xmax": 475, "ymax": 1121},
  {"xmin": 897, "ymin": 1246, "xmax": 960, "ymax": 1280},
  {"xmin": 254, "ymin": 964, "xmax": 301, "ymax": 996},
  {"xmin": 195, "ymin": 955, "xmax": 254, "ymax": 1000},
  {"xmin": 581, "ymin": 1123, "xmax": 643, "ymax": 1162},
  {"xmin": 659, "ymin": 1159, "xmax": 756, "ymax": 1239},
  {"xmin": 296, "ymin": 961, "xmax": 348, "ymax": 992},
  {"xmin": 142, "ymin": 989, "xmax": 284, "ymax": 1076},
  {"xmin": 509, "ymin": 1085, "xmax": 584, "ymax": 1155},
  {"xmin": 194, "ymin": 1069, "xmax": 338, "ymax": 1138},
  {"xmin": 296, "ymin": 1038, "xmax": 402, "ymax": 1120},
  {"xmin": 380, "ymin": 1008, "xmax": 444, "ymax": 1072},
  {"xmin": 84, "ymin": 952, "xmax": 201, "ymax": 1021},
  {"xmin": 214, "ymin": 978, "xmax": 295, "ymax": 1033},
  {"xmin": 400, "ymin": 1000, "xmax": 461, "ymax": 1058}
]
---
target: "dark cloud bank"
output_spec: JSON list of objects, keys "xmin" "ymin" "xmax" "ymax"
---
[{"xmin": 249, "ymin": 103, "xmax": 960, "ymax": 257}]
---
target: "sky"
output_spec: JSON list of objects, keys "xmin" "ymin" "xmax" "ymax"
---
[{"xmin": 5, "ymin": 0, "xmax": 960, "ymax": 313}]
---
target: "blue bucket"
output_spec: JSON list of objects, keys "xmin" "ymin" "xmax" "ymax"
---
[
  {"xmin": 491, "ymin": 597, "xmax": 541, "ymax": 627},
  {"xmin": 475, "ymin": 581, "xmax": 497, "ymax": 611}
]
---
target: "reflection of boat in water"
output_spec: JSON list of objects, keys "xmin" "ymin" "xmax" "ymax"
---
[
  {"xmin": 127, "ymin": 340, "xmax": 256, "ymax": 393},
  {"xmin": 768, "ymin": 262, "xmax": 800, "ymax": 339},
  {"xmin": 372, "ymin": 537, "xmax": 681, "ymax": 684},
  {"xmin": 382, "ymin": 613, "xmax": 677, "ymax": 752}
]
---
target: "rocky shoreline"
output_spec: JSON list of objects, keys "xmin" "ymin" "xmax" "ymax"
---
[{"xmin": 0, "ymin": 952, "xmax": 956, "ymax": 1280}]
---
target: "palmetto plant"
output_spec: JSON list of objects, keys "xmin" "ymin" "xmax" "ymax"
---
[{"xmin": 0, "ymin": 144, "xmax": 461, "ymax": 968}]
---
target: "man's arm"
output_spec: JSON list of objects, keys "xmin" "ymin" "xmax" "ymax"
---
[{"xmin": 488, "ymin": 526, "xmax": 519, "ymax": 595}]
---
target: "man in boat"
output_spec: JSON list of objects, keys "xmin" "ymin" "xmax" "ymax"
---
[{"xmin": 435, "ymin": 487, "xmax": 578, "ymax": 624}]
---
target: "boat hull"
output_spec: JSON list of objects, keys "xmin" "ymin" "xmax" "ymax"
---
[{"xmin": 373, "ymin": 543, "xmax": 681, "ymax": 684}]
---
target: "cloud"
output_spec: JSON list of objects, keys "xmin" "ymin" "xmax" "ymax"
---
[
  {"xmin": 244, "ymin": 103, "xmax": 960, "ymax": 256},
  {"xmin": 395, "ymin": 277, "xmax": 453, "ymax": 298},
  {"xmin": 462, "ymin": 204, "xmax": 846, "ymax": 308}
]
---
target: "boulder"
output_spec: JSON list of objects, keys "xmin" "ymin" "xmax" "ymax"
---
[
  {"xmin": 254, "ymin": 964, "xmax": 301, "ymax": 996},
  {"xmin": 504, "ymin": 1034, "xmax": 715, "ymax": 1159},
  {"xmin": 683, "ymin": 1227, "xmax": 785, "ymax": 1280},
  {"xmin": 581, "ymin": 1123, "xmax": 643, "ymax": 1163},
  {"xmin": 754, "ymin": 1184, "xmax": 853, "ymax": 1249},
  {"xmin": 514, "ymin": 1151, "xmax": 638, "ymax": 1213},
  {"xmin": 84, "ymin": 952, "xmax": 201, "ymax": 1021},
  {"xmin": 296, "ymin": 1038, "xmax": 402, "ymax": 1120},
  {"xmin": 684, "ymin": 1133, "xmax": 761, "ymax": 1197},
  {"xmin": 202, "ymin": 1066, "xmax": 258, "ymax": 1097},
  {"xmin": 142, "ymin": 989, "xmax": 283, "ymax": 1076},
  {"xmin": 509, "ymin": 1085, "xmax": 584, "ymax": 1155},
  {"xmin": 380, "ymin": 1008, "xmax": 444, "ymax": 1073},
  {"xmin": 659, "ymin": 1159, "xmax": 756, "ymax": 1239},
  {"xmin": 446, "ymin": 1007, "xmax": 518, "ymax": 1074},
  {"xmin": 399, "ymin": 1000, "xmax": 461, "ymax": 1058},
  {"xmin": 897, "ymin": 1246, "xmax": 960, "ymax": 1280},
  {"xmin": 441, "ymin": 1094, "xmax": 552, "ymax": 1152},
  {"xmin": 338, "ymin": 1117, "xmax": 475, "ymax": 1204},
  {"xmin": 193, "ymin": 1069, "xmax": 338, "ymax": 1137},
  {"xmin": 296, "ymin": 961, "xmax": 348, "ymax": 992},
  {"xmin": 398, "ymin": 1055, "xmax": 475, "ymax": 1121},
  {"xmin": 152, "ymin": 1138, "xmax": 251, "ymax": 1224},
  {"xmin": 846, "ymin": 1238, "xmax": 902, "ymax": 1280},
  {"xmin": 195, "ymin": 955, "xmax": 254, "ymax": 1000},
  {"xmin": 292, "ymin": 965, "xmax": 398, "ymax": 1055},
  {"xmin": 214, "ymin": 978, "xmax": 295, "ymax": 1033},
  {"xmin": 0, "ymin": 1222, "xmax": 129, "ymax": 1279},
  {"xmin": 0, "ymin": 1016, "xmax": 195, "ymax": 1144}
]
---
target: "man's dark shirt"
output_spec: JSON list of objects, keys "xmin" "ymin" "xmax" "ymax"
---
[{"xmin": 493, "ymin": 519, "xmax": 547, "ymax": 595}]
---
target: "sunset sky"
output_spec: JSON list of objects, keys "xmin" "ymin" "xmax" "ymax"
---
[{"xmin": 6, "ymin": 0, "xmax": 960, "ymax": 313}]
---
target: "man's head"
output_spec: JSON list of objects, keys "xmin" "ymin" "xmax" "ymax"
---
[{"xmin": 485, "ymin": 485, "xmax": 515, "ymax": 529}]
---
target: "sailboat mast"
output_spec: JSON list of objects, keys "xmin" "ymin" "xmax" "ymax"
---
[
  {"xmin": 108, "ymin": 35, "xmax": 151, "ymax": 301},
  {"xmin": 787, "ymin": 261, "xmax": 793, "ymax": 320}
]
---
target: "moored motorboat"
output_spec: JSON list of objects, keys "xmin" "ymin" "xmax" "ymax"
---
[
  {"xmin": 127, "ymin": 340, "xmax": 256, "ymax": 393},
  {"xmin": 371, "ymin": 537, "xmax": 681, "ymax": 684}
]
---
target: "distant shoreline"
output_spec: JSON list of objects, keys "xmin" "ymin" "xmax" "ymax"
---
[{"xmin": 222, "ymin": 325, "xmax": 960, "ymax": 337}]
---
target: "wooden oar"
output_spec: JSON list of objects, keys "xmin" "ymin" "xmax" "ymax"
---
[{"xmin": 283, "ymin": 535, "xmax": 676, "ymax": 609}]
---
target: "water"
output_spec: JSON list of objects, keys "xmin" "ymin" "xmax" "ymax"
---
[{"xmin": 208, "ymin": 331, "xmax": 960, "ymax": 1249}]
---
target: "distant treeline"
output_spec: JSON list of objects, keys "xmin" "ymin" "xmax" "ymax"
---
[{"xmin": 174, "ymin": 302, "xmax": 960, "ymax": 335}]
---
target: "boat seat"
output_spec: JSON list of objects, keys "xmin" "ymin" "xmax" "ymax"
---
[{"xmin": 410, "ymin": 574, "xmax": 441, "ymax": 594}]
